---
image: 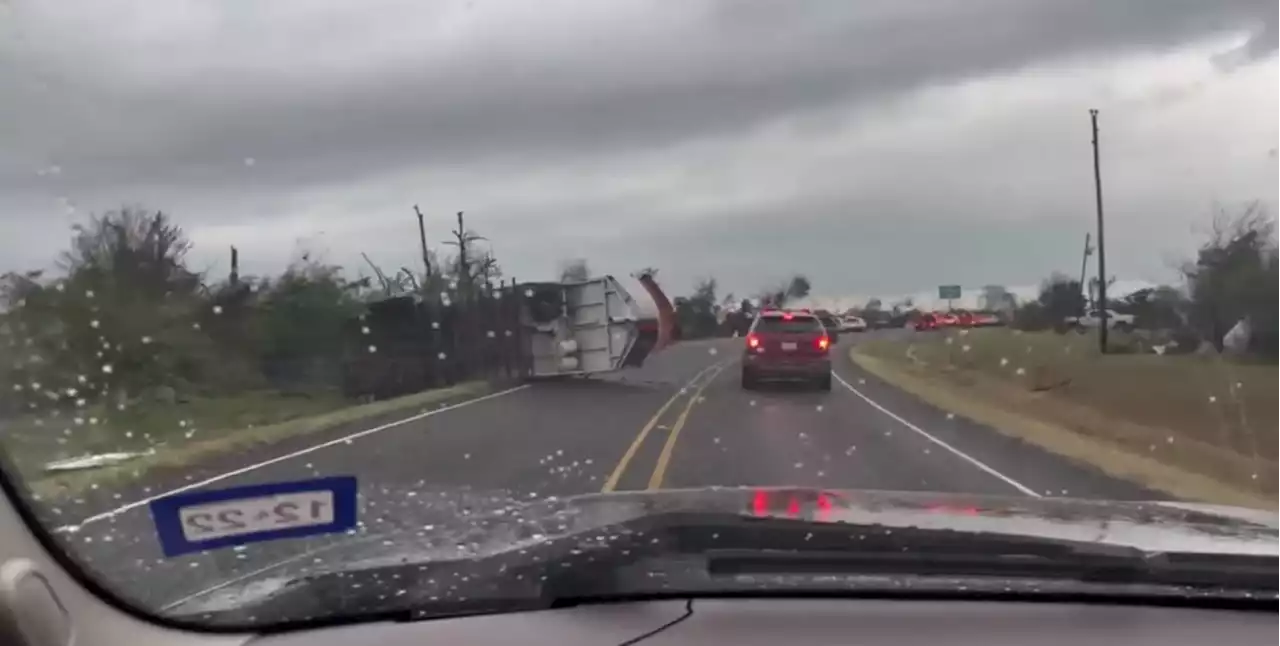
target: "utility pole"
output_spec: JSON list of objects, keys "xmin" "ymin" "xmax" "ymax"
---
[
  {"xmin": 1089, "ymin": 109, "xmax": 1108, "ymax": 353},
  {"xmin": 229, "ymin": 245, "xmax": 239, "ymax": 286},
  {"xmin": 413, "ymin": 205, "xmax": 432, "ymax": 279},
  {"xmin": 1077, "ymin": 233, "xmax": 1091, "ymax": 312}
]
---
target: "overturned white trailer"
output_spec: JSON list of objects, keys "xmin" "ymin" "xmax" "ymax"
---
[{"xmin": 519, "ymin": 273, "xmax": 673, "ymax": 378}]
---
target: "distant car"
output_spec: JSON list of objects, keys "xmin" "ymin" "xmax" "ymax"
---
[
  {"xmin": 840, "ymin": 316, "xmax": 867, "ymax": 332},
  {"xmin": 914, "ymin": 313, "xmax": 940, "ymax": 331},
  {"xmin": 936, "ymin": 312, "xmax": 959, "ymax": 327},
  {"xmin": 971, "ymin": 311, "xmax": 1003, "ymax": 327},
  {"xmin": 815, "ymin": 313, "xmax": 842, "ymax": 345},
  {"xmin": 1065, "ymin": 309, "xmax": 1135, "ymax": 332},
  {"xmin": 742, "ymin": 310, "xmax": 833, "ymax": 391}
]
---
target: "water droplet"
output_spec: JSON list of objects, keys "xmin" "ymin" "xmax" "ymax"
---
[
  {"xmin": 438, "ymin": 352, "xmax": 447, "ymax": 359},
  {"xmin": 140, "ymin": 336, "xmax": 152, "ymax": 344},
  {"xmin": 708, "ymin": 348, "xmax": 718, "ymax": 356},
  {"xmin": 211, "ymin": 305, "xmax": 223, "ymax": 315},
  {"xmin": 945, "ymin": 413, "xmax": 955, "ymax": 420},
  {"xmin": 815, "ymin": 405, "xmax": 824, "ymax": 412},
  {"xmin": 793, "ymin": 462, "xmax": 804, "ymax": 469},
  {"xmin": 748, "ymin": 400, "xmax": 757, "ymax": 407},
  {"xmin": 89, "ymin": 319, "xmax": 100, "ymax": 329},
  {"xmin": 1014, "ymin": 367, "xmax": 1025, "ymax": 376},
  {"xmin": 1207, "ymin": 395, "xmax": 1217, "ymax": 403},
  {"xmin": 961, "ymin": 344, "xmax": 971, "ymax": 353},
  {"xmin": 368, "ymin": 345, "xmax": 378, "ymax": 354},
  {"xmin": 999, "ymin": 358, "xmax": 1009, "ymax": 366}
]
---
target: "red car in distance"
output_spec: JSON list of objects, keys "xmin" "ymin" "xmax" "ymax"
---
[{"xmin": 913, "ymin": 313, "xmax": 941, "ymax": 331}]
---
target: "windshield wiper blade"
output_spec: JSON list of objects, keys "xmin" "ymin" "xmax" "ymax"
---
[
  {"xmin": 663, "ymin": 513, "xmax": 1277, "ymax": 591},
  {"xmin": 706, "ymin": 548, "xmax": 1142, "ymax": 579}
]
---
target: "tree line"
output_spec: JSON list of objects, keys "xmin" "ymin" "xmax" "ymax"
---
[
  {"xmin": 0, "ymin": 206, "xmax": 508, "ymax": 416},
  {"xmin": 1013, "ymin": 202, "xmax": 1276, "ymax": 357}
]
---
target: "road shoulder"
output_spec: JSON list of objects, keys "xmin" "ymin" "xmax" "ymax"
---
[
  {"xmin": 27, "ymin": 381, "xmax": 512, "ymax": 512},
  {"xmin": 847, "ymin": 347, "xmax": 1275, "ymax": 509}
]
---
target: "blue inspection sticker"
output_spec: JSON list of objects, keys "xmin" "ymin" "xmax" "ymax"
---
[{"xmin": 149, "ymin": 476, "xmax": 358, "ymax": 557}]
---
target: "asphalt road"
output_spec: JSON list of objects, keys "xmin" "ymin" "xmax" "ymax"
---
[{"xmin": 24, "ymin": 332, "xmax": 1163, "ymax": 613}]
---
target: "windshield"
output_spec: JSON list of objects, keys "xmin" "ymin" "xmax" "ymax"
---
[{"xmin": 0, "ymin": 0, "xmax": 1276, "ymax": 631}]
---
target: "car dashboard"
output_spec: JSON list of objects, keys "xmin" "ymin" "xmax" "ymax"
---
[{"xmin": 253, "ymin": 598, "xmax": 1273, "ymax": 646}]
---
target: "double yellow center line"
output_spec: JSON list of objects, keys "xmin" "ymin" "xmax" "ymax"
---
[{"xmin": 601, "ymin": 359, "xmax": 730, "ymax": 492}]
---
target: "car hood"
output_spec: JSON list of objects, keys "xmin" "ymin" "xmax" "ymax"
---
[{"xmin": 168, "ymin": 487, "xmax": 1277, "ymax": 614}]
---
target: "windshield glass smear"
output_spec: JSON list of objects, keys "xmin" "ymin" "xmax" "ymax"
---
[{"xmin": 0, "ymin": 0, "xmax": 1276, "ymax": 629}]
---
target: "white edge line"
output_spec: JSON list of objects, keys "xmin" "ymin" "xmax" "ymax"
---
[
  {"xmin": 54, "ymin": 384, "xmax": 531, "ymax": 532},
  {"xmin": 832, "ymin": 372, "xmax": 1041, "ymax": 498}
]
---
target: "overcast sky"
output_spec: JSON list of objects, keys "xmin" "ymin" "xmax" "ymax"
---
[{"xmin": 2, "ymin": 0, "xmax": 1276, "ymax": 303}]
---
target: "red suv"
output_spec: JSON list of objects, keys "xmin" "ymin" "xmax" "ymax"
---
[{"xmin": 741, "ymin": 310, "xmax": 833, "ymax": 391}]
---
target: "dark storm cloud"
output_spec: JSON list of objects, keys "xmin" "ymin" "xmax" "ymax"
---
[
  {"xmin": 2, "ymin": 0, "xmax": 1274, "ymax": 197},
  {"xmin": 0, "ymin": 0, "xmax": 1275, "ymax": 293}
]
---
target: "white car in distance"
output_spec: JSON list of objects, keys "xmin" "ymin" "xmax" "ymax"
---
[
  {"xmin": 840, "ymin": 315, "xmax": 868, "ymax": 332},
  {"xmin": 1065, "ymin": 309, "xmax": 1135, "ymax": 331}
]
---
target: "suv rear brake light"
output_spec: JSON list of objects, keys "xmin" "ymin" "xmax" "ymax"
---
[
  {"xmin": 817, "ymin": 336, "xmax": 830, "ymax": 351},
  {"xmin": 746, "ymin": 334, "xmax": 761, "ymax": 349}
]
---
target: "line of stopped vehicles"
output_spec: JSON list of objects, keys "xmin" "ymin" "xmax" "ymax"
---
[{"xmin": 738, "ymin": 307, "xmax": 1007, "ymax": 392}]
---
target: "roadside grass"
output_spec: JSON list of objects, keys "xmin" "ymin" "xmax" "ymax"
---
[
  {"xmin": 1, "ymin": 382, "xmax": 490, "ymax": 500},
  {"xmin": 854, "ymin": 328, "xmax": 1277, "ymax": 507}
]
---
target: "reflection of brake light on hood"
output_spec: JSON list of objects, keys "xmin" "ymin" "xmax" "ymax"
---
[
  {"xmin": 748, "ymin": 489, "xmax": 1000, "ymax": 525},
  {"xmin": 751, "ymin": 489, "xmax": 841, "ymax": 521}
]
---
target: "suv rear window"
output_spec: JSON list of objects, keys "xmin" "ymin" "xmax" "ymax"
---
[{"xmin": 754, "ymin": 315, "xmax": 823, "ymax": 334}]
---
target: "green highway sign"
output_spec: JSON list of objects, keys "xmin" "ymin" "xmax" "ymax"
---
[{"xmin": 938, "ymin": 285, "xmax": 962, "ymax": 300}]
